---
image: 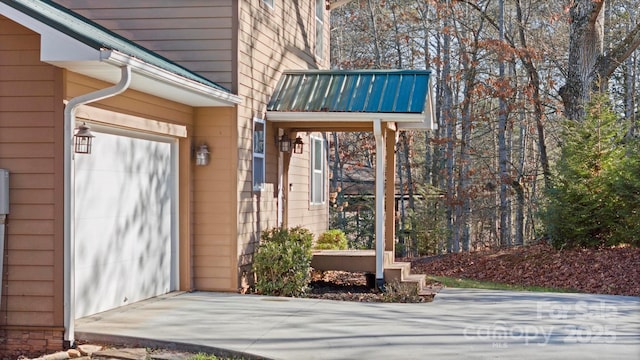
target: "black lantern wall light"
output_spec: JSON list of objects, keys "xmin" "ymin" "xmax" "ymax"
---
[
  {"xmin": 277, "ymin": 133, "xmax": 292, "ymax": 152},
  {"xmin": 73, "ymin": 122, "xmax": 95, "ymax": 154},
  {"xmin": 293, "ymin": 136, "xmax": 304, "ymax": 154},
  {"xmin": 277, "ymin": 133, "xmax": 304, "ymax": 154}
]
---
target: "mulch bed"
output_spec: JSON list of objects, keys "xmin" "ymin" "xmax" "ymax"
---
[{"xmin": 306, "ymin": 271, "xmax": 437, "ymax": 302}]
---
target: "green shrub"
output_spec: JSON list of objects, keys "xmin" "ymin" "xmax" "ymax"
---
[
  {"xmin": 314, "ymin": 229, "xmax": 348, "ymax": 250},
  {"xmin": 253, "ymin": 226, "xmax": 313, "ymax": 297}
]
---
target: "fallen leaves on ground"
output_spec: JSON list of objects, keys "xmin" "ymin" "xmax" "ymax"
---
[
  {"xmin": 409, "ymin": 242, "xmax": 640, "ymax": 296},
  {"xmin": 307, "ymin": 271, "xmax": 433, "ymax": 302}
]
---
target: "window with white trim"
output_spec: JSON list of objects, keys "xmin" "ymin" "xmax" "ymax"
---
[
  {"xmin": 253, "ymin": 118, "xmax": 265, "ymax": 190},
  {"xmin": 310, "ymin": 135, "xmax": 326, "ymax": 204},
  {"xmin": 315, "ymin": 0, "xmax": 324, "ymax": 59},
  {"xmin": 263, "ymin": 0, "xmax": 274, "ymax": 9}
]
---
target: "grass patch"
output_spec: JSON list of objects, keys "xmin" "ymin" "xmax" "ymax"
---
[
  {"xmin": 188, "ymin": 354, "xmax": 221, "ymax": 360},
  {"xmin": 429, "ymin": 276, "xmax": 580, "ymax": 293},
  {"xmin": 187, "ymin": 353, "xmax": 246, "ymax": 360}
]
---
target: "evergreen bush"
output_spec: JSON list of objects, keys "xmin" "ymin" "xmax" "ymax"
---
[
  {"xmin": 253, "ymin": 226, "xmax": 314, "ymax": 297},
  {"xmin": 314, "ymin": 229, "xmax": 348, "ymax": 250},
  {"xmin": 545, "ymin": 95, "xmax": 640, "ymax": 248}
]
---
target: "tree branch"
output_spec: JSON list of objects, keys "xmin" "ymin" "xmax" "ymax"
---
[{"xmin": 600, "ymin": 22, "xmax": 640, "ymax": 79}]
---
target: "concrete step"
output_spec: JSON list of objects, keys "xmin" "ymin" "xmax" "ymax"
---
[
  {"xmin": 383, "ymin": 262, "xmax": 411, "ymax": 283},
  {"xmin": 383, "ymin": 258, "xmax": 428, "ymax": 294},
  {"xmin": 403, "ymin": 273, "xmax": 427, "ymax": 291}
]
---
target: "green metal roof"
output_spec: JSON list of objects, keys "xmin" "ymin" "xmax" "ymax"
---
[
  {"xmin": 1, "ymin": 0, "xmax": 232, "ymax": 94},
  {"xmin": 267, "ymin": 70, "xmax": 432, "ymax": 114}
]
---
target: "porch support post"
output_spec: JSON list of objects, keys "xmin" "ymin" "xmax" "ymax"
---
[
  {"xmin": 373, "ymin": 119, "xmax": 385, "ymax": 288},
  {"xmin": 384, "ymin": 126, "xmax": 396, "ymax": 253}
]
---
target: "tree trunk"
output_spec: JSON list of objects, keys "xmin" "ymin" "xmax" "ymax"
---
[
  {"xmin": 441, "ymin": 4, "xmax": 457, "ymax": 253},
  {"xmin": 559, "ymin": 0, "xmax": 605, "ymax": 121},
  {"xmin": 390, "ymin": 3, "xmax": 403, "ymax": 69},
  {"xmin": 401, "ymin": 132, "xmax": 417, "ymax": 253},
  {"xmin": 331, "ymin": 132, "xmax": 346, "ymax": 230},
  {"xmin": 367, "ymin": 0, "xmax": 382, "ymax": 68},
  {"xmin": 514, "ymin": 90, "xmax": 526, "ymax": 247},
  {"xmin": 498, "ymin": 0, "xmax": 510, "ymax": 247},
  {"xmin": 625, "ymin": 15, "xmax": 637, "ymax": 138}
]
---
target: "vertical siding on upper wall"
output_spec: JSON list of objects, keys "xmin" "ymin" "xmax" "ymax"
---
[
  {"xmin": 235, "ymin": 0, "xmax": 329, "ymax": 286},
  {"xmin": 54, "ymin": 0, "xmax": 234, "ymax": 90},
  {"xmin": 0, "ymin": 16, "xmax": 64, "ymax": 328}
]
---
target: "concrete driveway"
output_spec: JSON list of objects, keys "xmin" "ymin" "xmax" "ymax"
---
[{"xmin": 76, "ymin": 289, "xmax": 640, "ymax": 360}]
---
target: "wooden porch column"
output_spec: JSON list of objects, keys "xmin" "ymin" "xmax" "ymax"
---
[
  {"xmin": 373, "ymin": 119, "xmax": 385, "ymax": 286},
  {"xmin": 384, "ymin": 125, "xmax": 396, "ymax": 254}
]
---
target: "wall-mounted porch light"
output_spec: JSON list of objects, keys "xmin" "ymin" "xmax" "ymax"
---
[
  {"xmin": 195, "ymin": 143, "xmax": 210, "ymax": 166},
  {"xmin": 73, "ymin": 122, "xmax": 95, "ymax": 154},
  {"xmin": 278, "ymin": 134, "xmax": 292, "ymax": 152},
  {"xmin": 293, "ymin": 136, "xmax": 304, "ymax": 154}
]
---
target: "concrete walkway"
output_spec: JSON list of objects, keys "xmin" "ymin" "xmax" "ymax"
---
[{"xmin": 75, "ymin": 289, "xmax": 640, "ymax": 360}]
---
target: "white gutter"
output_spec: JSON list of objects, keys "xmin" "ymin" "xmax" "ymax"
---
[
  {"xmin": 101, "ymin": 50, "xmax": 242, "ymax": 106},
  {"xmin": 63, "ymin": 65, "xmax": 132, "ymax": 346},
  {"xmin": 373, "ymin": 119, "xmax": 385, "ymax": 288}
]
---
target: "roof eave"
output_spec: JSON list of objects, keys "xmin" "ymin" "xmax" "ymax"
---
[
  {"xmin": 266, "ymin": 111, "xmax": 426, "ymax": 123},
  {"xmin": 397, "ymin": 87, "xmax": 437, "ymax": 130},
  {"xmin": 101, "ymin": 50, "xmax": 242, "ymax": 106},
  {"xmin": 266, "ymin": 110, "xmax": 437, "ymax": 131},
  {"xmin": 0, "ymin": 1, "xmax": 241, "ymax": 107}
]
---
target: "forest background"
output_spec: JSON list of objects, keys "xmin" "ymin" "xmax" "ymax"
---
[{"xmin": 326, "ymin": 0, "xmax": 640, "ymax": 256}]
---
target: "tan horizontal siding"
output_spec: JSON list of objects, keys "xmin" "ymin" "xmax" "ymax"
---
[
  {"xmin": 192, "ymin": 107, "xmax": 236, "ymax": 292},
  {"xmin": 0, "ymin": 111, "xmax": 57, "ymax": 127},
  {"xmin": 9, "ymin": 204, "xmax": 55, "ymax": 220},
  {"xmin": 7, "ymin": 221, "xmax": 55, "ymax": 236},
  {"xmin": 57, "ymin": 0, "xmax": 234, "ymax": 89},
  {"xmin": 8, "ymin": 266, "xmax": 55, "ymax": 282},
  {"xmin": 0, "ymin": 16, "xmax": 64, "ymax": 328},
  {"xmin": 5, "ymin": 235, "xmax": 54, "ymax": 251},
  {"xmin": 7, "ymin": 312, "xmax": 54, "ymax": 327},
  {"xmin": 54, "ymin": 0, "xmax": 229, "ymax": 9},
  {"xmin": 234, "ymin": 0, "xmax": 325, "ymax": 283}
]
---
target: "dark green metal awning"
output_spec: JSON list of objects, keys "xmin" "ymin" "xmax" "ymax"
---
[{"xmin": 267, "ymin": 70, "xmax": 436, "ymax": 130}]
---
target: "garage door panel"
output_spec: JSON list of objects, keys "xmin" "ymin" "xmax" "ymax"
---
[{"xmin": 75, "ymin": 130, "xmax": 175, "ymax": 319}]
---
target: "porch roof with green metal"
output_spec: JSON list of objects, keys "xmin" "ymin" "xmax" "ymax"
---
[{"xmin": 266, "ymin": 70, "xmax": 436, "ymax": 130}]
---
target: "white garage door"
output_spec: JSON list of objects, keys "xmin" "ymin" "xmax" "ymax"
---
[{"xmin": 74, "ymin": 127, "xmax": 177, "ymax": 318}]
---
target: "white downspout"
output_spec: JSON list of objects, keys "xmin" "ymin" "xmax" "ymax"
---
[
  {"xmin": 373, "ymin": 119, "xmax": 385, "ymax": 288},
  {"xmin": 63, "ymin": 65, "xmax": 131, "ymax": 346}
]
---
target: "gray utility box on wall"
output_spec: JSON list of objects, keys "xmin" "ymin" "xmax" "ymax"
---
[{"xmin": 0, "ymin": 169, "xmax": 8, "ymax": 215}]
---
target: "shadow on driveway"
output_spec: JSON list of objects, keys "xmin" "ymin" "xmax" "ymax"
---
[{"xmin": 76, "ymin": 289, "xmax": 640, "ymax": 360}]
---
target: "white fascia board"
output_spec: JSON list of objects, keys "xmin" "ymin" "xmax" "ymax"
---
[
  {"xmin": 266, "ymin": 111, "xmax": 425, "ymax": 123},
  {"xmin": 102, "ymin": 50, "xmax": 242, "ymax": 106},
  {"xmin": 397, "ymin": 80, "xmax": 438, "ymax": 131}
]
